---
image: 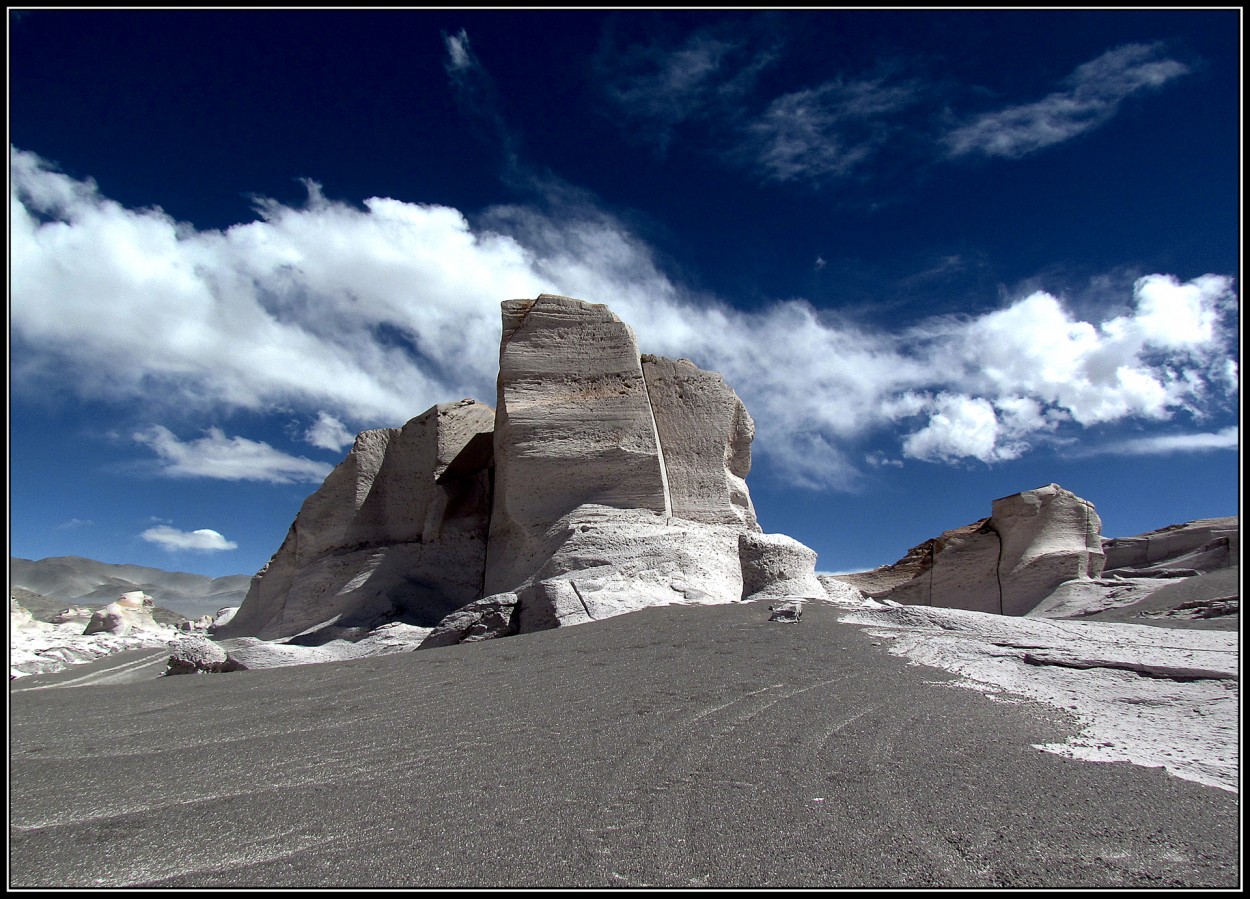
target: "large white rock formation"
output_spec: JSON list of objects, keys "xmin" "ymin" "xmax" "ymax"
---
[
  {"xmin": 218, "ymin": 294, "xmax": 821, "ymax": 650},
  {"xmin": 837, "ymin": 484, "xmax": 1104, "ymax": 616}
]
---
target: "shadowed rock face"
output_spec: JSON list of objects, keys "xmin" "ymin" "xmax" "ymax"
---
[
  {"xmin": 216, "ymin": 400, "xmax": 495, "ymax": 641},
  {"xmin": 843, "ymin": 484, "xmax": 1104, "ymax": 616}
]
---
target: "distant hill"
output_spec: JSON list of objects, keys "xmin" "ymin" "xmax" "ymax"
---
[{"xmin": 9, "ymin": 556, "xmax": 251, "ymax": 619}]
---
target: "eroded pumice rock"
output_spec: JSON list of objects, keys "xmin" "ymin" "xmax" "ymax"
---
[
  {"xmin": 485, "ymin": 295, "xmax": 676, "ymax": 594},
  {"xmin": 768, "ymin": 600, "xmax": 804, "ymax": 622},
  {"xmin": 740, "ymin": 532, "xmax": 826, "ymax": 602},
  {"xmin": 221, "ymin": 293, "xmax": 809, "ymax": 652},
  {"xmin": 166, "ymin": 636, "xmax": 241, "ymax": 675},
  {"xmin": 83, "ymin": 591, "xmax": 161, "ymax": 636},
  {"xmin": 840, "ymin": 484, "xmax": 1104, "ymax": 616}
]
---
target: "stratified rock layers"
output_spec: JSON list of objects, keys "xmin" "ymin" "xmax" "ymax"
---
[
  {"xmin": 485, "ymin": 296, "xmax": 672, "ymax": 594},
  {"xmin": 849, "ymin": 484, "xmax": 1104, "ymax": 616},
  {"xmin": 216, "ymin": 400, "xmax": 495, "ymax": 641},
  {"xmin": 484, "ymin": 295, "xmax": 763, "ymax": 597}
]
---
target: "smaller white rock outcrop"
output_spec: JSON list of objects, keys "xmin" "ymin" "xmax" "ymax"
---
[
  {"xmin": 835, "ymin": 485, "xmax": 1103, "ymax": 616},
  {"xmin": 1103, "ymin": 517, "xmax": 1237, "ymax": 576},
  {"xmin": 83, "ymin": 591, "xmax": 161, "ymax": 636}
]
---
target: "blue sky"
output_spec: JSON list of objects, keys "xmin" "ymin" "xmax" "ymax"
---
[{"xmin": 9, "ymin": 9, "xmax": 1241, "ymax": 579}]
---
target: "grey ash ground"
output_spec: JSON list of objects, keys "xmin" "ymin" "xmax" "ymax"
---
[{"xmin": 9, "ymin": 601, "xmax": 1238, "ymax": 889}]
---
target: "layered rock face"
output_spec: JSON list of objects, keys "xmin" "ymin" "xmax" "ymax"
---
[
  {"xmin": 485, "ymin": 295, "xmax": 674, "ymax": 594},
  {"xmin": 840, "ymin": 484, "xmax": 1104, "ymax": 616},
  {"xmin": 484, "ymin": 295, "xmax": 764, "ymax": 604},
  {"xmin": 1102, "ymin": 517, "xmax": 1238, "ymax": 576},
  {"xmin": 641, "ymin": 355, "xmax": 758, "ymax": 530},
  {"xmin": 215, "ymin": 400, "xmax": 495, "ymax": 641}
]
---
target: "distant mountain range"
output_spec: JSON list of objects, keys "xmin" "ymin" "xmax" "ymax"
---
[{"xmin": 9, "ymin": 556, "xmax": 251, "ymax": 619}]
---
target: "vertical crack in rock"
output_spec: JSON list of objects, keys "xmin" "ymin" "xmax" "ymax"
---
[
  {"xmin": 986, "ymin": 521, "xmax": 1005, "ymax": 616},
  {"xmin": 569, "ymin": 580, "xmax": 597, "ymax": 621},
  {"xmin": 638, "ymin": 357, "xmax": 674, "ymax": 520}
]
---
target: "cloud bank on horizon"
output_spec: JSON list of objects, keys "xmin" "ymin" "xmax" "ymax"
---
[{"xmin": 11, "ymin": 145, "xmax": 1239, "ymax": 496}]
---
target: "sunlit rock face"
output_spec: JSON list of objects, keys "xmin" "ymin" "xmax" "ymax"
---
[
  {"xmin": 642, "ymin": 355, "xmax": 759, "ymax": 530},
  {"xmin": 215, "ymin": 400, "xmax": 495, "ymax": 641},
  {"xmin": 739, "ymin": 532, "xmax": 826, "ymax": 602},
  {"xmin": 840, "ymin": 484, "xmax": 1104, "ymax": 616},
  {"xmin": 1102, "ymin": 517, "xmax": 1238, "ymax": 576},
  {"xmin": 484, "ymin": 295, "xmax": 674, "ymax": 595},
  {"xmin": 461, "ymin": 294, "xmax": 780, "ymax": 644}
]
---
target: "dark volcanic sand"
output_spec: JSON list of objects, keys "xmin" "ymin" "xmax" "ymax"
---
[{"xmin": 8, "ymin": 601, "xmax": 1239, "ymax": 888}]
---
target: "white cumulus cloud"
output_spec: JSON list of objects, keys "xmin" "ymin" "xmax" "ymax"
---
[
  {"xmin": 141, "ymin": 525, "xmax": 239, "ymax": 552},
  {"xmin": 305, "ymin": 412, "xmax": 356, "ymax": 453},
  {"xmin": 11, "ymin": 147, "xmax": 1239, "ymax": 491}
]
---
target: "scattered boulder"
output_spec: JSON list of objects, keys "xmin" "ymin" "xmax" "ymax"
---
[
  {"xmin": 166, "ymin": 636, "xmax": 241, "ymax": 675},
  {"xmin": 768, "ymin": 600, "xmax": 804, "ymax": 622},
  {"xmin": 419, "ymin": 593, "xmax": 521, "ymax": 648},
  {"xmin": 740, "ymin": 532, "xmax": 826, "ymax": 602},
  {"xmin": 178, "ymin": 614, "xmax": 214, "ymax": 632}
]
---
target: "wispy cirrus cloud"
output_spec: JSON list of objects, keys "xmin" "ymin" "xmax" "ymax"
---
[
  {"xmin": 743, "ymin": 76, "xmax": 922, "ymax": 183},
  {"xmin": 598, "ymin": 27, "xmax": 778, "ymax": 152},
  {"xmin": 598, "ymin": 24, "xmax": 920, "ymax": 183},
  {"xmin": 141, "ymin": 525, "xmax": 238, "ymax": 552},
  {"xmin": 945, "ymin": 42, "xmax": 1190, "ymax": 159},
  {"xmin": 442, "ymin": 28, "xmax": 520, "ymax": 173},
  {"xmin": 133, "ymin": 425, "xmax": 334, "ymax": 484},
  {"xmin": 598, "ymin": 28, "xmax": 1191, "ymax": 184},
  {"xmin": 1074, "ymin": 426, "xmax": 1239, "ymax": 457}
]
